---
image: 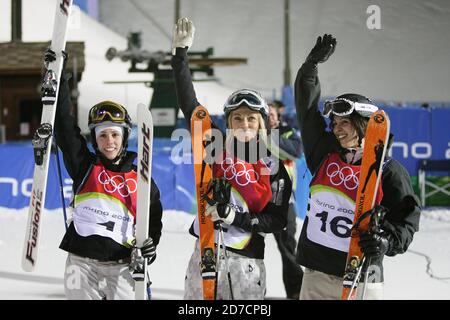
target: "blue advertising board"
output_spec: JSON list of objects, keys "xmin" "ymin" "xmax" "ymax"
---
[
  {"xmin": 1, "ymin": 106, "xmax": 448, "ymax": 215},
  {"xmin": 383, "ymin": 106, "xmax": 449, "ymax": 174},
  {"xmin": 0, "ymin": 140, "xmax": 311, "ymax": 218}
]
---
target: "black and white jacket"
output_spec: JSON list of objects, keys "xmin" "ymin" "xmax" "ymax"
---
[
  {"xmin": 294, "ymin": 61, "xmax": 421, "ymax": 279},
  {"xmin": 54, "ymin": 73, "xmax": 163, "ymax": 262}
]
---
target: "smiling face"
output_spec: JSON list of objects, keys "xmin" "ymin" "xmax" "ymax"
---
[
  {"xmin": 229, "ymin": 106, "xmax": 262, "ymax": 142},
  {"xmin": 332, "ymin": 115, "xmax": 359, "ymax": 148},
  {"xmin": 96, "ymin": 129, "xmax": 124, "ymax": 161}
]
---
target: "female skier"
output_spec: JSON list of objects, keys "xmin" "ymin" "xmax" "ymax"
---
[{"xmin": 171, "ymin": 18, "xmax": 292, "ymax": 300}]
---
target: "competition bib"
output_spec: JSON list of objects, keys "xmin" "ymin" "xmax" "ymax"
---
[
  {"xmin": 73, "ymin": 193, "xmax": 135, "ymax": 247},
  {"xmin": 72, "ymin": 164, "xmax": 137, "ymax": 247},
  {"xmin": 307, "ymin": 185, "xmax": 355, "ymax": 251},
  {"xmin": 193, "ymin": 187, "xmax": 253, "ymax": 250},
  {"xmin": 306, "ymin": 154, "xmax": 360, "ymax": 252}
]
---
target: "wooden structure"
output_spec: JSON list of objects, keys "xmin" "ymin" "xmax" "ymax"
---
[{"xmin": 0, "ymin": 41, "xmax": 85, "ymax": 142}]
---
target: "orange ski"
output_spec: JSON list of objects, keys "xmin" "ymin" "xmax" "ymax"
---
[
  {"xmin": 341, "ymin": 110, "xmax": 390, "ymax": 300},
  {"xmin": 191, "ymin": 105, "xmax": 216, "ymax": 300}
]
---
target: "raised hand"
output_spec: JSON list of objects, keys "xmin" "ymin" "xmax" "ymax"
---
[
  {"xmin": 306, "ymin": 34, "xmax": 337, "ymax": 65},
  {"xmin": 172, "ymin": 17, "xmax": 195, "ymax": 55}
]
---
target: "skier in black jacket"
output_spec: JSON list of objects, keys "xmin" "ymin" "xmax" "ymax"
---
[
  {"xmin": 294, "ymin": 35, "xmax": 420, "ymax": 299},
  {"xmin": 171, "ymin": 18, "xmax": 292, "ymax": 300},
  {"xmin": 46, "ymin": 50, "xmax": 163, "ymax": 300}
]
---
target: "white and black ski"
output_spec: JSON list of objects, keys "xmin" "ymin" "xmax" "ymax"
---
[
  {"xmin": 133, "ymin": 103, "xmax": 154, "ymax": 300},
  {"xmin": 22, "ymin": 0, "xmax": 73, "ymax": 272}
]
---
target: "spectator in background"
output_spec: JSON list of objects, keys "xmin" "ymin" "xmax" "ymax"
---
[
  {"xmin": 271, "ymin": 100, "xmax": 286, "ymax": 122},
  {"xmin": 268, "ymin": 101, "xmax": 304, "ymax": 299}
]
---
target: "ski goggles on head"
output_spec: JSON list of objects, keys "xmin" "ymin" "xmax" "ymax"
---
[
  {"xmin": 224, "ymin": 90, "xmax": 269, "ymax": 117},
  {"xmin": 323, "ymin": 98, "xmax": 378, "ymax": 118},
  {"xmin": 89, "ymin": 101, "xmax": 127, "ymax": 124}
]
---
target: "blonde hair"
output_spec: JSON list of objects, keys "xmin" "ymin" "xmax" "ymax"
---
[{"xmin": 225, "ymin": 110, "xmax": 268, "ymax": 153}]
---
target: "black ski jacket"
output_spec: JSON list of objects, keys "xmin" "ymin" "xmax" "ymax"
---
[
  {"xmin": 171, "ymin": 48, "xmax": 292, "ymax": 259},
  {"xmin": 294, "ymin": 61, "xmax": 421, "ymax": 279},
  {"xmin": 54, "ymin": 74, "xmax": 163, "ymax": 262}
]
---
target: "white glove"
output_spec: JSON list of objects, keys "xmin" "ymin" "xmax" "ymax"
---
[
  {"xmin": 205, "ymin": 203, "xmax": 236, "ymax": 225},
  {"xmin": 172, "ymin": 17, "xmax": 195, "ymax": 55}
]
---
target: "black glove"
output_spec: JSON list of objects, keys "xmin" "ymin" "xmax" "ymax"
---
[
  {"xmin": 359, "ymin": 231, "xmax": 390, "ymax": 258},
  {"xmin": 306, "ymin": 34, "xmax": 337, "ymax": 65},
  {"xmin": 44, "ymin": 47, "xmax": 68, "ymax": 70},
  {"xmin": 141, "ymin": 237, "xmax": 157, "ymax": 264},
  {"xmin": 204, "ymin": 178, "xmax": 235, "ymax": 225},
  {"xmin": 129, "ymin": 237, "xmax": 156, "ymax": 273},
  {"xmin": 204, "ymin": 177, "xmax": 232, "ymax": 216}
]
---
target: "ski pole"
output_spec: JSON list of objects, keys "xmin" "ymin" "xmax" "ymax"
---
[
  {"xmin": 346, "ymin": 255, "xmax": 366, "ymax": 300},
  {"xmin": 219, "ymin": 224, "xmax": 234, "ymax": 300},
  {"xmin": 214, "ymin": 225, "xmax": 221, "ymax": 300},
  {"xmin": 360, "ymin": 208, "xmax": 384, "ymax": 299},
  {"xmin": 52, "ymin": 137, "xmax": 68, "ymax": 230},
  {"xmin": 361, "ymin": 257, "xmax": 372, "ymax": 300},
  {"xmin": 146, "ymin": 268, "xmax": 152, "ymax": 300}
]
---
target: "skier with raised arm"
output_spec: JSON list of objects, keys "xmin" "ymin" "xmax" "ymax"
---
[
  {"xmin": 47, "ymin": 50, "xmax": 163, "ymax": 300},
  {"xmin": 294, "ymin": 34, "xmax": 420, "ymax": 299}
]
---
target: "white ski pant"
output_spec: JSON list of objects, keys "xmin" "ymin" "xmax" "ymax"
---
[
  {"xmin": 184, "ymin": 239, "xmax": 266, "ymax": 300},
  {"xmin": 299, "ymin": 268, "xmax": 384, "ymax": 300},
  {"xmin": 64, "ymin": 253, "xmax": 135, "ymax": 300}
]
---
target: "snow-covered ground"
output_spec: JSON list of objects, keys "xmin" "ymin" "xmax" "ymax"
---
[{"xmin": 0, "ymin": 207, "xmax": 449, "ymax": 300}]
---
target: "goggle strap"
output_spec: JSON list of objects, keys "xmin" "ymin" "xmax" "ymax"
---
[{"xmin": 354, "ymin": 102, "xmax": 378, "ymax": 114}]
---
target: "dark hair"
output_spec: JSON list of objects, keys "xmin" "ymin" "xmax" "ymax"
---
[
  {"xmin": 269, "ymin": 100, "xmax": 284, "ymax": 119},
  {"xmin": 271, "ymin": 100, "xmax": 285, "ymax": 109},
  {"xmin": 351, "ymin": 112, "xmax": 369, "ymax": 145}
]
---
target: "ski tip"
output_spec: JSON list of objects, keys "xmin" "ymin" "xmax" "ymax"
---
[{"xmin": 21, "ymin": 259, "xmax": 35, "ymax": 272}]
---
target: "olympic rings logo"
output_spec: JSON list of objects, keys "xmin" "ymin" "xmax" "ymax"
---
[
  {"xmin": 97, "ymin": 170, "xmax": 137, "ymax": 197},
  {"xmin": 221, "ymin": 157, "xmax": 259, "ymax": 186},
  {"xmin": 326, "ymin": 162, "xmax": 359, "ymax": 190}
]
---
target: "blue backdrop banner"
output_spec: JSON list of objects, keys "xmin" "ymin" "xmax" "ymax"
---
[
  {"xmin": 0, "ymin": 141, "xmax": 311, "ymax": 218},
  {"xmin": 1, "ymin": 106, "xmax": 449, "ymax": 215}
]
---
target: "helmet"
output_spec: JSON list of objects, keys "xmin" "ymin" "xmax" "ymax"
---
[
  {"xmin": 325, "ymin": 94, "xmax": 378, "ymax": 146},
  {"xmin": 88, "ymin": 101, "xmax": 132, "ymax": 162},
  {"xmin": 323, "ymin": 93, "xmax": 378, "ymax": 119},
  {"xmin": 223, "ymin": 89, "xmax": 269, "ymax": 124},
  {"xmin": 88, "ymin": 100, "xmax": 132, "ymax": 130}
]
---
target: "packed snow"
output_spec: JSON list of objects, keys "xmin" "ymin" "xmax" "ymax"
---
[{"xmin": 0, "ymin": 207, "xmax": 449, "ymax": 300}]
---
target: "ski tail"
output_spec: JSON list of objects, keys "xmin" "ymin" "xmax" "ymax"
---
[
  {"xmin": 191, "ymin": 106, "xmax": 216, "ymax": 300},
  {"xmin": 22, "ymin": 0, "xmax": 73, "ymax": 272},
  {"xmin": 134, "ymin": 103, "xmax": 154, "ymax": 300},
  {"xmin": 341, "ymin": 110, "xmax": 390, "ymax": 300}
]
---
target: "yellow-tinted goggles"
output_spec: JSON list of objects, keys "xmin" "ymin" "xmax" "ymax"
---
[{"xmin": 89, "ymin": 101, "xmax": 127, "ymax": 124}]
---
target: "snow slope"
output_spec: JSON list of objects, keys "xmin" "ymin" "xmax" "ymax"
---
[{"xmin": 0, "ymin": 207, "xmax": 449, "ymax": 300}]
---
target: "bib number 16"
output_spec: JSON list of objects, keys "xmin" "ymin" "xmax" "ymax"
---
[{"xmin": 315, "ymin": 211, "xmax": 352, "ymax": 238}]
